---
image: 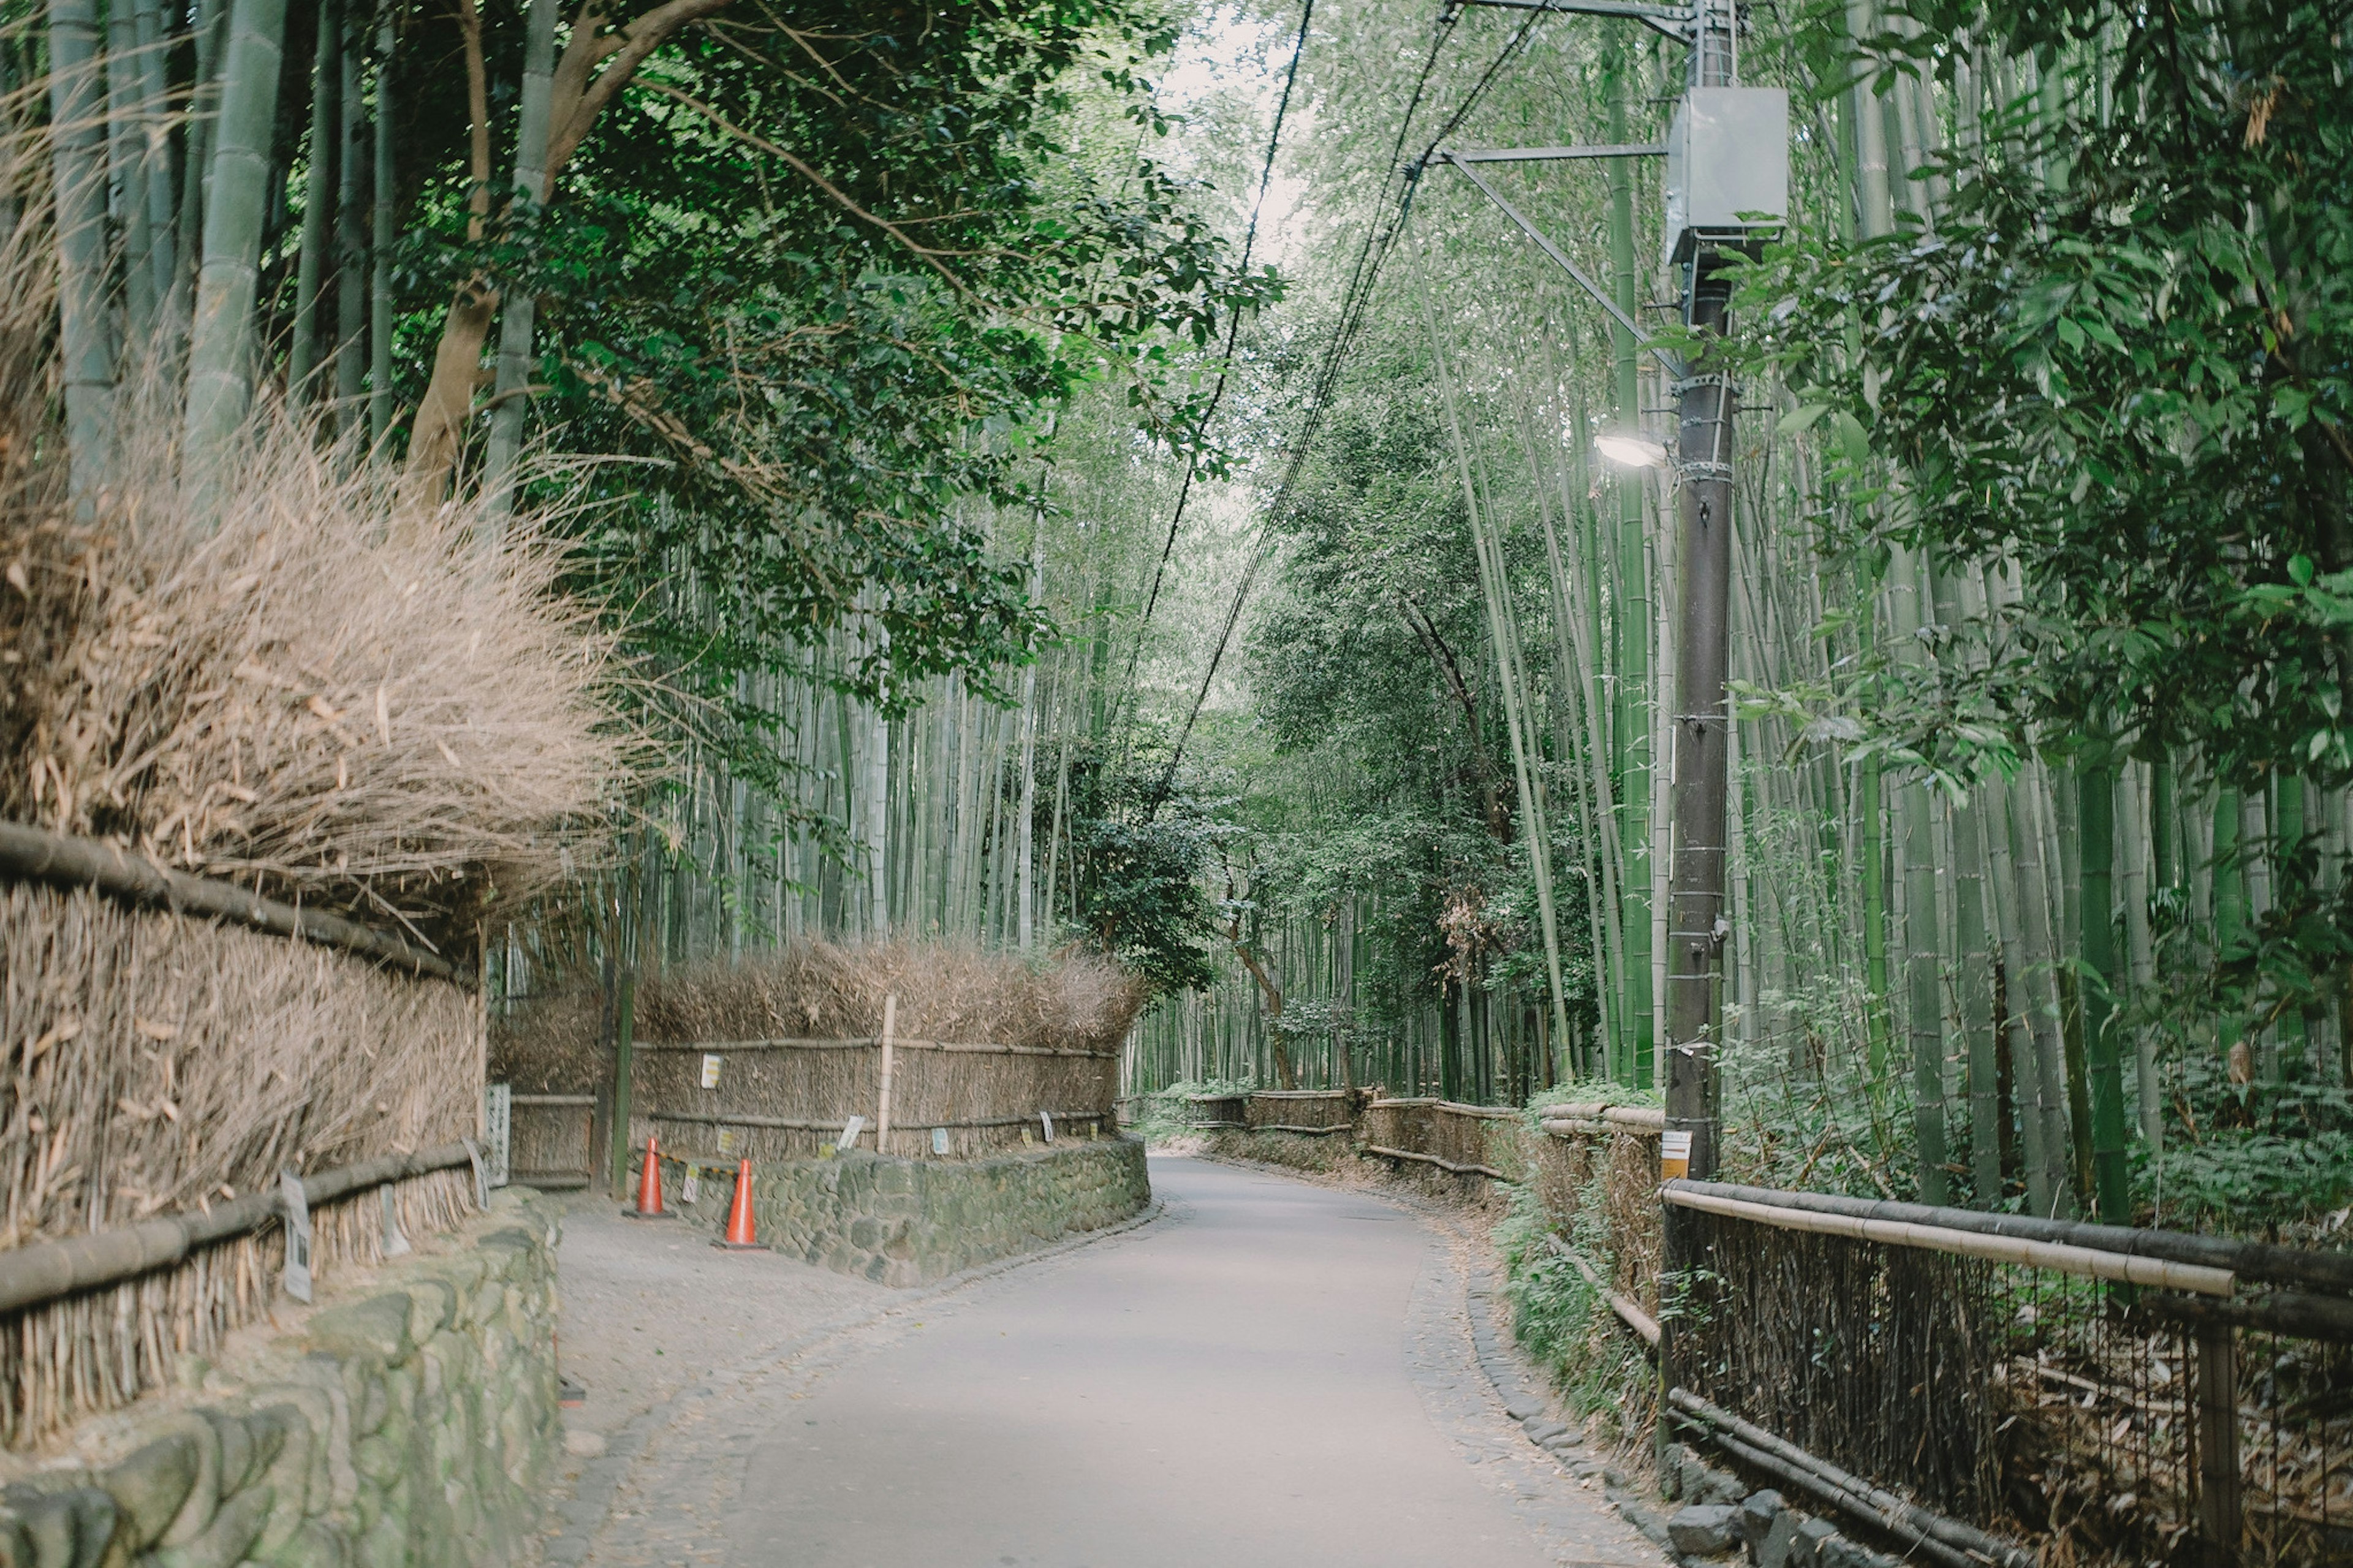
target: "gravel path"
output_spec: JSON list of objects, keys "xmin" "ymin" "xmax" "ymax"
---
[{"xmin": 541, "ymin": 1156, "xmax": 1663, "ymax": 1568}]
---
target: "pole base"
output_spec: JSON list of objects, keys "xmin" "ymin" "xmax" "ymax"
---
[
  {"xmin": 710, "ymin": 1239, "xmax": 763, "ymax": 1252},
  {"xmin": 620, "ymin": 1208, "xmax": 672, "ymax": 1221}
]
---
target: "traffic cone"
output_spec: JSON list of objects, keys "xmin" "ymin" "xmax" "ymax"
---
[
  {"xmin": 623, "ymin": 1135, "xmax": 669, "ymax": 1219},
  {"xmin": 712, "ymin": 1158, "xmax": 761, "ymax": 1251}
]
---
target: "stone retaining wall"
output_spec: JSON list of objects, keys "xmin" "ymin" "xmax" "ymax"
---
[
  {"xmin": 711, "ymin": 1137, "xmax": 1150, "ymax": 1286},
  {"xmin": 0, "ymin": 1188, "xmax": 560, "ymax": 1568}
]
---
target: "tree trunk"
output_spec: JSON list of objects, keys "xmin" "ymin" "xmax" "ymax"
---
[{"xmin": 482, "ymin": 0, "xmax": 561, "ymax": 528}]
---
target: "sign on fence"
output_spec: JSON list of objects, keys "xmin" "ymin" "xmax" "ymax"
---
[
  {"xmin": 280, "ymin": 1168, "xmax": 313, "ymax": 1303},
  {"xmin": 481, "ymin": 1083, "xmax": 512, "ymax": 1187}
]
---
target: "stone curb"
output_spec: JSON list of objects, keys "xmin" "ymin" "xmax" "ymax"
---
[{"xmin": 540, "ymin": 1197, "xmax": 1172, "ymax": 1566}]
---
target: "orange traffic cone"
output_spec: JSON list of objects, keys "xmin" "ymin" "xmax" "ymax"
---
[
  {"xmin": 623, "ymin": 1135, "xmax": 670, "ymax": 1219},
  {"xmin": 713, "ymin": 1158, "xmax": 760, "ymax": 1251}
]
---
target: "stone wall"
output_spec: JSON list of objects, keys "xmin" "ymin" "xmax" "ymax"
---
[
  {"xmin": 0, "ymin": 1189, "xmax": 561, "ymax": 1568},
  {"xmin": 707, "ymin": 1137, "xmax": 1149, "ymax": 1286}
]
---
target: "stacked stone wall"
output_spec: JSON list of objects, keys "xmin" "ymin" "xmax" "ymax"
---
[
  {"xmin": 0, "ymin": 1189, "xmax": 561, "ymax": 1568},
  {"xmin": 721, "ymin": 1137, "xmax": 1150, "ymax": 1286}
]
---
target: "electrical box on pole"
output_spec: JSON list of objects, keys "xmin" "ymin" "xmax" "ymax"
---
[{"xmin": 1660, "ymin": 86, "xmax": 1789, "ymax": 267}]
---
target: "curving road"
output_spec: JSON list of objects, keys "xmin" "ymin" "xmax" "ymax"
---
[
  {"xmin": 722, "ymin": 1156, "xmax": 1658, "ymax": 1567},
  {"xmin": 556, "ymin": 1155, "xmax": 1663, "ymax": 1568}
]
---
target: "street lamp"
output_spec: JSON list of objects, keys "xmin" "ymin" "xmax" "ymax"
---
[{"xmin": 1594, "ymin": 429, "xmax": 1669, "ymax": 469}]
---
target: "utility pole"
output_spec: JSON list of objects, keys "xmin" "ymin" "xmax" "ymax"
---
[
  {"xmin": 1662, "ymin": 0, "xmax": 1740, "ymax": 1184},
  {"xmin": 1439, "ymin": 1, "xmax": 1781, "ymax": 1124}
]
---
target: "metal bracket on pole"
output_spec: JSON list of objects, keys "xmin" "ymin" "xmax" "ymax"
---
[
  {"xmin": 1452, "ymin": 0, "xmax": 1695, "ymax": 42},
  {"xmin": 1439, "ymin": 153, "xmax": 1683, "ymax": 376},
  {"xmin": 1446, "ymin": 143, "xmax": 1667, "ymax": 163}
]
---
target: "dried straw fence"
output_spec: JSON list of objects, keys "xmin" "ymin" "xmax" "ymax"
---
[
  {"xmin": 628, "ymin": 1032, "xmax": 1119, "ymax": 1161},
  {"xmin": 1244, "ymin": 1089, "xmax": 1357, "ymax": 1135},
  {"xmin": 589, "ymin": 945, "xmax": 1146, "ymax": 1164},
  {"xmin": 0, "ymin": 827, "xmax": 486, "ymax": 1447}
]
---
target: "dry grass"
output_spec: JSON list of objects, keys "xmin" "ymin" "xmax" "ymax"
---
[
  {"xmin": 0, "ymin": 413, "xmax": 633, "ymax": 950},
  {"xmin": 0, "ymin": 882, "xmax": 482, "ymax": 1244},
  {"xmin": 635, "ymin": 940, "xmax": 1148, "ymax": 1053}
]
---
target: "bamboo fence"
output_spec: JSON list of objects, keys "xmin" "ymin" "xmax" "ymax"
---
[{"xmin": 627, "ymin": 1037, "xmax": 1120, "ymax": 1160}]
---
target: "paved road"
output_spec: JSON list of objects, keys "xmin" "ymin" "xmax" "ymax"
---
[{"xmin": 677, "ymin": 1156, "xmax": 1659, "ymax": 1568}]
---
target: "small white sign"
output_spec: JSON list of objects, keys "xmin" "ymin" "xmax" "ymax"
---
[
  {"xmin": 700, "ymin": 1054, "xmax": 722, "ymax": 1089},
  {"xmin": 838, "ymin": 1115, "xmax": 865, "ymax": 1153},
  {"xmin": 1661, "ymin": 1128, "xmax": 1694, "ymax": 1181},
  {"xmin": 931, "ymin": 1127, "xmax": 949, "ymax": 1156},
  {"xmin": 680, "ymin": 1166, "xmax": 701, "ymax": 1205},
  {"xmin": 281, "ymin": 1168, "xmax": 314, "ymax": 1303},
  {"xmin": 716, "ymin": 1127, "xmax": 737, "ymax": 1155},
  {"xmin": 380, "ymin": 1185, "xmax": 411, "ymax": 1257},
  {"xmin": 481, "ymin": 1083, "xmax": 512, "ymax": 1187},
  {"xmin": 1039, "ymin": 1110, "xmax": 1054, "ymax": 1143}
]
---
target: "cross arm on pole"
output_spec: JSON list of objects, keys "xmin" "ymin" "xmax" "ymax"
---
[
  {"xmin": 1444, "ymin": 143, "xmax": 1667, "ymax": 162},
  {"xmin": 1450, "ymin": 0, "xmax": 1693, "ymax": 41},
  {"xmin": 1439, "ymin": 153, "xmax": 1683, "ymax": 376}
]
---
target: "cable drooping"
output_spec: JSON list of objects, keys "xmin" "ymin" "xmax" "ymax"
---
[
  {"xmin": 1108, "ymin": 0, "xmax": 1320, "ymax": 741},
  {"xmin": 1146, "ymin": 4, "xmax": 1546, "ymax": 814}
]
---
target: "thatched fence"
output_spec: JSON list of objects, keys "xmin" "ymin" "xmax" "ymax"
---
[
  {"xmin": 491, "ymin": 942, "xmax": 1148, "ymax": 1175},
  {"xmin": 0, "ymin": 830, "xmax": 490, "ymax": 1446}
]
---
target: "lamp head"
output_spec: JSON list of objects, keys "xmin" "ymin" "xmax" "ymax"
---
[{"xmin": 1596, "ymin": 431, "xmax": 1670, "ymax": 469}]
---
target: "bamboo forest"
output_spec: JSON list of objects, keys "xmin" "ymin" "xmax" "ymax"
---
[
  {"xmin": 11, "ymin": 0, "xmax": 2338, "ymax": 1227},
  {"xmin": 1, "ymin": 0, "xmax": 2349, "ymax": 1560}
]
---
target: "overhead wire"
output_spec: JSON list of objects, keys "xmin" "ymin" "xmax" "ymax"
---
[
  {"xmin": 1146, "ymin": 1, "xmax": 1548, "ymax": 814},
  {"xmin": 1108, "ymin": 0, "xmax": 1320, "ymax": 744}
]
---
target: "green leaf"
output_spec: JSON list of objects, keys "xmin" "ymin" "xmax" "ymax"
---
[{"xmin": 1835, "ymin": 410, "xmax": 1871, "ymax": 468}]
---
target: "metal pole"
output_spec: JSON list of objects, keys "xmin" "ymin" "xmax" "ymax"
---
[{"xmin": 1662, "ymin": 0, "xmax": 1737, "ymax": 1182}]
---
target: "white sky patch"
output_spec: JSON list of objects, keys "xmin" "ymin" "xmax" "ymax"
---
[{"xmin": 1159, "ymin": 5, "xmax": 1317, "ymax": 273}]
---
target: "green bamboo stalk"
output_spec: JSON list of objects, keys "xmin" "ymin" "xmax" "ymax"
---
[
  {"xmin": 1930, "ymin": 568, "xmax": 2001, "ymax": 1203},
  {"xmin": 333, "ymin": 0, "xmax": 365, "ymax": 412},
  {"xmin": 183, "ymin": 0, "xmax": 293, "ymax": 504},
  {"xmin": 105, "ymin": 0, "xmax": 157, "ymax": 346},
  {"xmin": 289, "ymin": 0, "xmax": 340, "ymax": 402},
  {"xmin": 368, "ymin": 6, "xmax": 394, "ymax": 447},
  {"xmin": 1606, "ymin": 44, "xmax": 1653, "ymax": 1088},
  {"xmin": 1985, "ymin": 772, "xmax": 2052, "ymax": 1214},
  {"xmin": 48, "ymin": 0, "xmax": 112, "ymax": 503},
  {"xmin": 2016, "ymin": 762, "xmax": 2076, "ymax": 1218},
  {"xmin": 1859, "ymin": 751, "xmax": 1893, "ymax": 1078},
  {"xmin": 2079, "ymin": 763, "xmax": 2131, "ymax": 1222},
  {"xmin": 172, "ymin": 0, "xmax": 229, "ymax": 333},
  {"xmin": 132, "ymin": 0, "xmax": 177, "ymax": 311},
  {"xmin": 2119, "ymin": 763, "xmax": 2161, "ymax": 1148},
  {"xmin": 1889, "ymin": 551, "xmax": 1948, "ymax": 1200}
]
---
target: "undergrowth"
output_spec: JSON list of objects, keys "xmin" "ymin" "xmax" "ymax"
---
[
  {"xmin": 1125, "ymin": 1077, "xmax": 1253, "ymax": 1144},
  {"xmin": 1495, "ymin": 1172, "xmax": 1656, "ymax": 1447}
]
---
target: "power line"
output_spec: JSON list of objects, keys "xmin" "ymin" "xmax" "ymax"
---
[
  {"xmin": 1110, "ymin": 0, "xmax": 1319, "ymax": 738},
  {"xmin": 1148, "ymin": 4, "xmax": 1546, "ymax": 812}
]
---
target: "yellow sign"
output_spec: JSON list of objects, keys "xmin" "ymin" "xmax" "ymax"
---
[{"xmin": 1661, "ymin": 1129, "xmax": 1692, "ymax": 1181}]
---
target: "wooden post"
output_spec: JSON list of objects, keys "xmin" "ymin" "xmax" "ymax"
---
[
  {"xmin": 2196, "ymin": 1324, "xmax": 2241, "ymax": 1566},
  {"xmin": 588, "ymin": 956, "xmax": 616, "ymax": 1189},
  {"xmin": 875, "ymin": 994, "xmax": 898, "ymax": 1155},
  {"xmin": 608, "ymin": 971, "xmax": 637, "ymax": 1200}
]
